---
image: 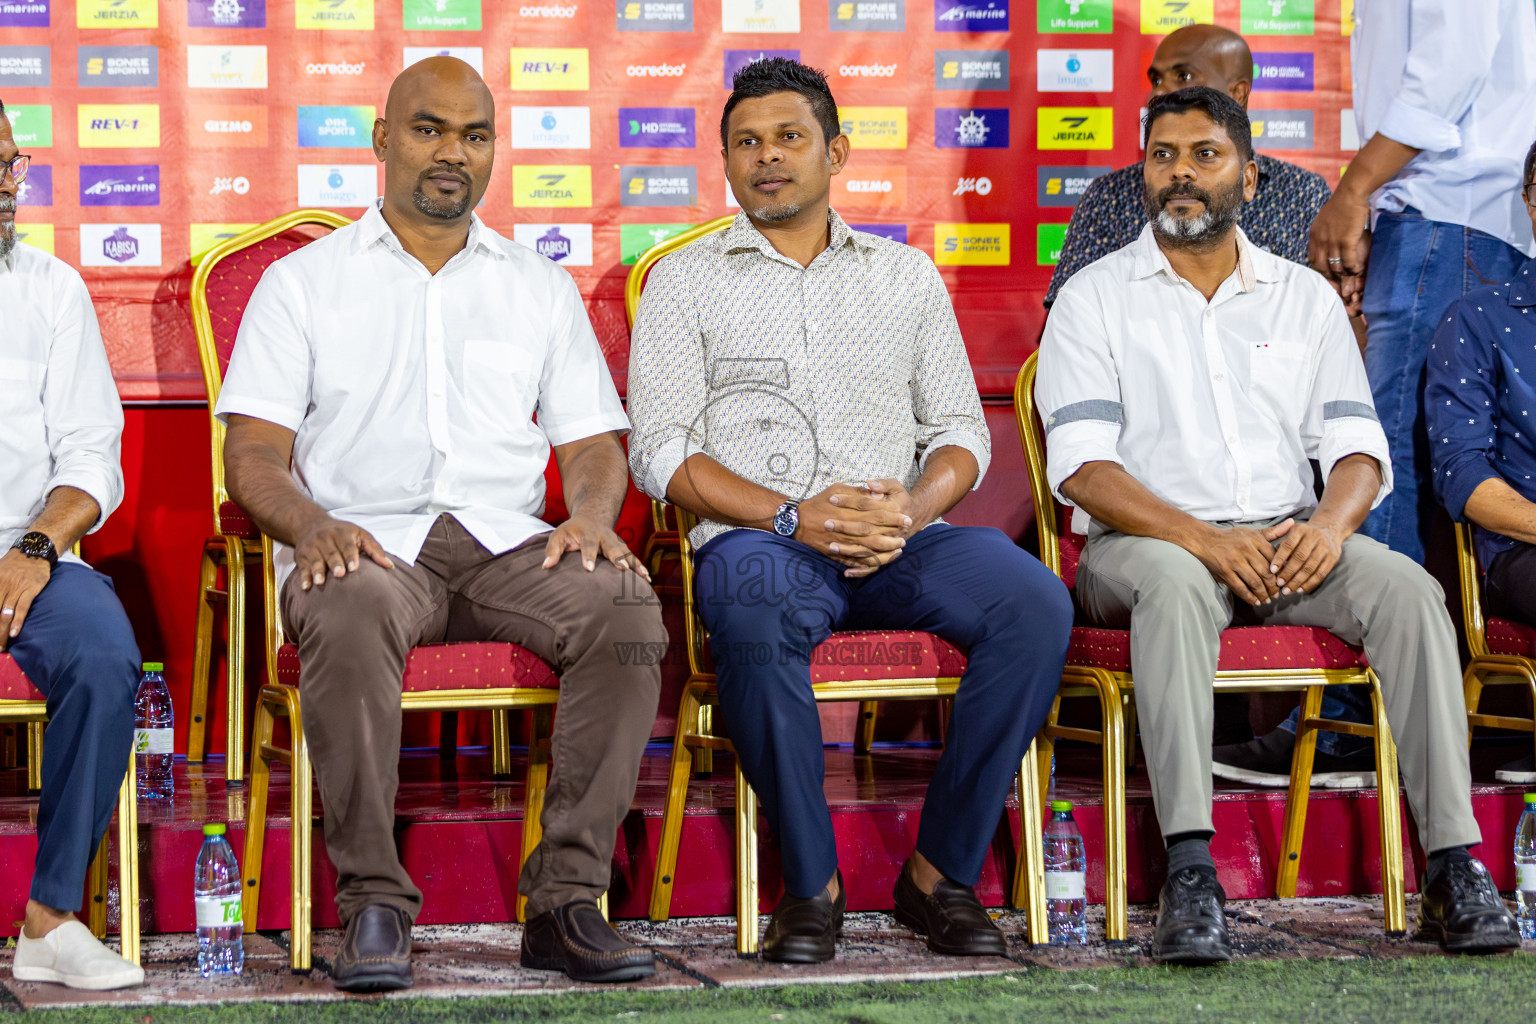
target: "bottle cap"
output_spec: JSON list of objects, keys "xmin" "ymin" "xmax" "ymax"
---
[
  {"xmin": 203, "ymin": 823, "xmax": 226, "ymax": 837},
  {"xmin": 143, "ymin": 662, "xmax": 164, "ymax": 672},
  {"xmin": 1526, "ymin": 792, "xmax": 1536, "ymax": 804},
  {"xmin": 1050, "ymin": 800, "xmax": 1073, "ymax": 812}
]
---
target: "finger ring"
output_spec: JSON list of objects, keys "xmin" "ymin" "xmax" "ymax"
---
[
  {"xmin": 1327, "ymin": 257, "xmax": 1343, "ymax": 264},
  {"xmin": 1, "ymin": 609, "xmax": 10, "ymax": 616}
]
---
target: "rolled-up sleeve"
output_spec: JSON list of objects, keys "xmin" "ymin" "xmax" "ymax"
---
[
  {"xmin": 1375, "ymin": 0, "xmax": 1498, "ymax": 152},
  {"xmin": 1425, "ymin": 298, "xmax": 1501, "ymax": 521},
  {"xmin": 626, "ymin": 254, "xmax": 708, "ymax": 501},
  {"xmin": 1034, "ymin": 282, "xmax": 1125, "ymax": 504},
  {"xmin": 910, "ymin": 257, "xmax": 990, "ymax": 488},
  {"xmin": 537, "ymin": 266, "xmax": 630, "ymax": 447},
  {"xmin": 44, "ymin": 271, "xmax": 123, "ymax": 531},
  {"xmin": 213, "ymin": 262, "xmax": 313, "ymax": 432},
  {"xmin": 1302, "ymin": 295, "xmax": 1393, "ymax": 507}
]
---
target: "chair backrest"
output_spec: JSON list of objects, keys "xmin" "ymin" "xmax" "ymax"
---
[
  {"xmin": 623, "ymin": 214, "xmax": 737, "ymax": 330},
  {"xmin": 189, "ymin": 211, "xmax": 352, "ymax": 530},
  {"xmin": 1453, "ymin": 521, "xmax": 1491, "ymax": 658},
  {"xmin": 1013, "ymin": 351, "xmax": 1084, "ymax": 590}
]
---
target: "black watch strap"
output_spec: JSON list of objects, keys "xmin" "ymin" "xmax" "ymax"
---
[{"xmin": 12, "ymin": 531, "xmax": 58, "ymax": 568}]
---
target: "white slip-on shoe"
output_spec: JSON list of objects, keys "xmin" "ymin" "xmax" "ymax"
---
[{"xmin": 12, "ymin": 920, "xmax": 145, "ymax": 990}]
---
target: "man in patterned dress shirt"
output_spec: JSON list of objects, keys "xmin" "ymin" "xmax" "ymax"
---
[{"xmin": 628, "ymin": 58, "xmax": 1073, "ymax": 964}]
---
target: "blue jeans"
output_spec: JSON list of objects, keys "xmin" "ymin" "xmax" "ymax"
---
[
  {"xmin": 9, "ymin": 563, "xmax": 140, "ymax": 911},
  {"xmin": 693, "ymin": 524, "xmax": 1072, "ymax": 897}
]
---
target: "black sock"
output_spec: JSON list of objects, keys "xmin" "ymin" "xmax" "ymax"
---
[
  {"xmin": 1165, "ymin": 831, "xmax": 1216, "ymax": 876},
  {"xmin": 1427, "ymin": 844, "xmax": 1474, "ymax": 879}
]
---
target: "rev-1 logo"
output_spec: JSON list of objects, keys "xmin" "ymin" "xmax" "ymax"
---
[{"xmin": 210, "ymin": 175, "xmax": 250, "ymax": 195}]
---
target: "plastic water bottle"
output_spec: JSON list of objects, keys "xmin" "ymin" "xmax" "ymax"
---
[
  {"xmin": 133, "ymin": 662, "xmax": 173, "ymax": 799},
  {"xmin": 195, "ymin": 824, "xmax": 244, "ymax": 976},
  {"xmin": 1043, "ymin": 799, "xmax": 1088, "ymax": 945},
  {"xmin": 1516, "ymin": 793, "xmax": 1536, "ymax": 939}
]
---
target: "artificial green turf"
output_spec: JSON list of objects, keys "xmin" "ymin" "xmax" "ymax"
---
[{"xmin": 17, "ymin": 956, "xmax": 1536, "ymax": 1024}]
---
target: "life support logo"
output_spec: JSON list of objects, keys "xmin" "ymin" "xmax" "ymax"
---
[
  {"xmin": 1241, "ymin": 0, "xmax": 1312, "ymax": 35},
  {"xmin": 1036, "ymin": 0, "xmax": 1110, "ymax": 32},
  {"xmin": 402, "ymin": 0, "xmax": 479, "ymax": 29}
]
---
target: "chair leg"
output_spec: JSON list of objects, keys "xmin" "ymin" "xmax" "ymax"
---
[
  {"xmin": 87, "ymin": 827, "xmax": 110, "ymax": 939},
  {"xmin": 241, "ymin": 694, "xmax": 276, "ymax": 937},
  {"xmin": 1094, "ymin": 677, "xmax": 1128, "ymax": 941},
  {"xmin": 1369, "ymin": 676, "xmax": 1407, "ymax": 936},
  {"xmin": 854, "ymin": 700, "xmax": 878, "ymax": 755},
  {"xmin": 1277, "ymin": 686, "xmax": 1324, "ymax": 898},
  {"xmin": 693, "ymin": 703, "xmax": 715, "ymax": 777},
  {"xmin": 117, "ymin": 754, "xmax": 140, "ymax": 965},
  {"xmin": 517, "ymin": 705, "xmax": 553, "ymax": 924},
  {"xmin": 1036, "ymin": 695, "xmax": 1062, "ymax": 818},
  {"xmin": 224, "ymin": 540, "xmax": 249, "ymax": 784},
  {"xmin": 188, "ymin": 540, "xmax": 221, "ymax": 764},
  {"xmin": 735, "ymin": 762, "xmax": 759, "ymax": 956},
  {"xmin": 650, "ymin": 686, "xmax": 702, "ymax": 922},
  {"xmin": 288, "ymin": 690, "xmax": 314, "ymax": 972},
  {"xmin": 26, "ymin": 720, "xmax": 43, "ymax": 793},
  {"xmin": 1014, "ymin": 739, "xmax": 1049, "ymax": 946},
  {"xmin": 439, "ymin": 710, "xmax": 461, "ymax": 761},
  {"xmin": 490, "ymin": 709, "xmax": 510, "ymax": 777}
]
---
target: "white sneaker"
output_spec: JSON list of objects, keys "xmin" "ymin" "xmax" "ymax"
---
[{"xmin": 12, "ymin": 920, "xmax": 145, "ymax": 990}]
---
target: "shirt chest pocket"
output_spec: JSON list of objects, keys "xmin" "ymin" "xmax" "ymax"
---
[
  {"xmin": 0, "ymin": 357, "xmax": 46, "ymax": 430},
  {"xmin": 462, "ymin": 338, "xmax": 541, "ymax": 421},
  {"xmin": 1246, "ymin": 340, "xmax": 1312, "ymax": 422}
]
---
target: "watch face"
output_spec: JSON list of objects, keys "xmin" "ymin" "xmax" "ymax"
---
[
  {"xmin": 16, "ymin": 531, "xmax": 55, "ymax": 563},
  {"xmin": 774, "ymin": 503, "xmax": 799, "ymax": 537}
]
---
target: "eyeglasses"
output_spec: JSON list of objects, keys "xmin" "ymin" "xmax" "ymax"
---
[
  {"xmin": 0, "ymin": 154, "xmax": 30, "ymax": 184},
  {"xmin": 1526, "ymin": 182, "xmax": 1536, "ymax": 209}
]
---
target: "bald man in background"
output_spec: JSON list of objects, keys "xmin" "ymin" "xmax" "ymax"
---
[{"xmin": 217, "ymin": 58, "xmax": 664, "ymax": 990}]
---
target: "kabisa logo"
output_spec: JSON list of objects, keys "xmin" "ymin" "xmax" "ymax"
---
[
  {"xmin": 620, "ymin": 107, "xmax": 696, "ymax": 148},
  {"xmin": 5, "ymin": 105, "xmax": 52, "ymax": 147},
  {"xmin": 952, "ymin": 176, "xmax": 991, "ymax": 197},
  {"xmin": 1252, "ymin": 52, "xmax": 1314, "ymax": 92},
  {"xmin": 618, "ymin": 223, "xmax": 692, "ymax": 264},
  {"xmin": 80, "ymin": 223, "xmax": 162, "ymax": 267},
  {"xmin": 1251, "ymin": 109, "xmax": 1315, "ymax": 150},
  {"xmin": 722, "ymin": 0, "xmax": 799, "ymax": 33},
  {"xmin": 1037, "ymin": 0, "xmax": 1110, "ymax": 32},
  {"xmin": 16, "ymin": 164, "xmax": 51, "ymax": 206},
  {"xmin": 512, "ymin": 165, "xmax": 594, "ymax": 207},
  {"xmin": 513, "ymin": 223, "xmax": 594, "ymax": 264},
  {"xmin": 620, "ymin": 165, "xmax": 698, "ymax": 207},
  {"xmin": 188, "ymin": 45, "xmax": 268, "ymax": 88},
  {"xmin": 104, "ymin": 227, "xmax": 139, "ymax": 262},
  {"xmin": 77, "ymin": 0, "xmax": 157, "ymax": 28},
  {"xmin": 831, "ymin": 0, "xmax": 902, "ymax": 31},
  {"xmin": 1035, "ymin": 48, "xmax": 1111, "ymax": 92},
  {"xmin": 837, "ymin": 107, "xmax": 907, "ymax": 149},
  {"xmin": 209, "ymin": 175, "xmax": 251, "ymax": 195},
  {"xmin": 617, "ymin": 0, "xmax": 693, "ymax": 30},
  {"xmin": 295, "ymin": 0, "xmax": 375, "ymax": 29},
  {"xmin": 933, "ymin": 0, "xmax": 1007, "ymax": 32},
  {"xmin": 297, "ymin": 106, "xmax": 376, "ymax": 149},
  {"xmin": 0, "ymin": 47, "xmax": 50, "ymax": 88},
  {"xmin": 80, "ymin": 165, "xmax": 160, "ymax": 207},
  {"xmin": 1241, "ymin": 0, "xmax": 1312, "ymax": 35},
  {"xmin": 188, "ymin": 0, "xmax": 266, "ymax": 27},
  {"xmin": 78, "ymin": 105, "xmax": 161, "ymax": 148},
  {"xmin": 536, "ymin": 226, "xmax": 572, "ymax": 260},
  {"xmin": 402, "ymin": 0, "xmax": 480, "ymax": 30},
  {"xmin": 935, "ymin": 50, "xmax": 1008, "ymax": 91},
  {"xmin": 510, "ymin": 48, "xmax": 590, "ymax": 90},
  {"xmin": 193, "ymin": 105, "xmax": 268, "ymax": 146},
  {"xmin": 1140, "ymin": 0, "xmax": 1213, "ymax": 34},
  {"xmin": 1036, "ymin": 107, "xmax": 1112, "ymax": 150},
  {"xmin": 510, "ymin": 106, "xmax": 592, "ymax": 148},
  {"xmin": 934, "ymin": 108, "xmax": 1009, "ymax": 149},
  {"xmin": 79, "ymin": 46, "xmax": 159, "ymax": 88},
  {"xmin": 1036, "ymin": 164, "xmax": 1111, "ymax": 207},
  {"xmin": 0, "ymin": 0, "xmax": 49, "ymax": 28},
  {"xmin": 404, "ymin": 47, "xmax": 484, "ymax": 73},
  {"xmin": 934, "ymin": 223, "xmax": 1009, "ymax": 266},
  {"xmin": 297, "ymin": 165, "xmax": 379, "ymax": 207},
  {"xmin": 723, "ymin": 49, "xmax": 799, "ymax": 88}
]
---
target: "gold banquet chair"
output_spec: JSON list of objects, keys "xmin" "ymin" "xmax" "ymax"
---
[
  {"xmin": 1454, "ymin": 523, "xmax": 1536, "ymax": 754},
  {"xmin": 1011, "ymin": 351, "xmax": 1408, "ymax": 939}
]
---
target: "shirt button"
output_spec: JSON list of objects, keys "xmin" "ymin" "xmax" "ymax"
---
[
  {"xmin": 1214, "ymin": 372, "xmax": 1226, "ymax": 383},
  {"xmin": 1205, "ymin": 309, "xmax": 1214, "ymax": 318},
  {"xmin": 1226, "ymin": 434, "xmax": 1238, "ymax": 445}
]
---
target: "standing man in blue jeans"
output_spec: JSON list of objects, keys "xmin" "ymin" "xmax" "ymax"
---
[
  {"xmin": 628, "ymin": 58, "xmax": 1072, "ymax": 964},
  {"xmin": 1309, "ymin": 0, "xmax": 1536, "ymax": 562}
]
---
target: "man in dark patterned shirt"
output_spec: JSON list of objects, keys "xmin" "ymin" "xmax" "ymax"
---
[{"xmin": 1044, "ymin": 24, "xmax": 1332, "ymax": 308}]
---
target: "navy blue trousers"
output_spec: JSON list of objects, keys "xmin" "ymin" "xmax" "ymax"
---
[
  {"xmin": 693, "ymin": 524, "xmax": 1073, "ymax": 898},
  {"xmin": 9, "ymin": 563, "xmax": 139, "ymax": 912}
]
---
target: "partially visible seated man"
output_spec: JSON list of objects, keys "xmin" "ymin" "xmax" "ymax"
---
[
  {"xmin": 1427, "ymin": 137, "xmax": 1536, "ymax": 784},
  {"xmin": 1035, "ymin": 86, "xmax": 1518, "ymax": 963},
  {"xmin": 627, "ymin": 57, "xmax": 1073, "ymax": 965}
]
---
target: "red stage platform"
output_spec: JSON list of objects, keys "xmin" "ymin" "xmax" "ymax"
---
[{"xmin": 1, "ymin": 743, "xmax": 1532, "ymax": 938}]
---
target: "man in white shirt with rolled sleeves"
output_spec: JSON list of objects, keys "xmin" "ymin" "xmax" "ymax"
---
[{"xmin": 1036, "ymin": 87, "xmax": 1516, "ymax": 965}]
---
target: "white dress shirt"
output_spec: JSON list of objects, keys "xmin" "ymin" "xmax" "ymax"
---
[
  {"xmin": 0, "ymin": 241, "xmax": 124, "ymax": 565},
  {"xmin": 1352, "ymin": 0, "xmax": 1536, "ymax": 256},
  {"xmin": 1035, "ymin": 226, "xmax": 1392, "ymax": 533},
  {"xmin": 214, "ymin": 202, "xmax": 630, "ymax": 588}
]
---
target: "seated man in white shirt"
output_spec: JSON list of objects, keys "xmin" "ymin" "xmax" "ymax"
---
[
  {"xmin": 216, "ymin": 59, "xmax": 665, "ymax": 991},
  {"xmin": 0, "ymin": 100, "xmax": 143, "ymax": 992},
  {"xmin": 1034, "ymin": 86, "xmax": 1517, "ymax": 963}
]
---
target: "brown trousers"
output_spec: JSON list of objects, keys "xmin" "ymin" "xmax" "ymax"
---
[{"xmin": 281, "ymin": 515, "xmax": 664, "ymax": 923}]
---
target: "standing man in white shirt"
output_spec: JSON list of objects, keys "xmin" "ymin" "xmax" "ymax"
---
[
  {"xmin": 1309, "ymin": 0, "xmax": 1536, "ymax": 563},
  {"xmin": 0, "ymin": 101, "xmax": 144, "ymax": 992},
  {"xmin": 216, "ymin": 59, "xmax": 664, "ymax": 991},
  {"xmin": 1036, "ymin": 87, "xmax": 1518, "ymax": 964}
]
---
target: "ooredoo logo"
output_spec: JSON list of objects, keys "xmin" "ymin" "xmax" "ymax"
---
[
  {"xmin": 513, "ymin": 0, "xmax": 585, "ymax": 28},
  {"xmin": 625, "ymin": 54, "xmax": 690, "ymax": 82},
  {"xmin": 305, "ymin": 59, "xmax": 366, "ymax": 75},
  {"xmin": 833, "ymin": 53, "xmax": 904, "ymax": 86}
]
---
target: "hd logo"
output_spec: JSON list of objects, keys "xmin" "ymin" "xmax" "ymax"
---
[
  {"xmin": 617, "ymin": 0, "xmax": 693, "ymax": 30},
  {"xmin": 1251, "ymin": 109, "xmax": 1314, "ymax": 150},
  {"xmin": 1037, "ymin": 107, "xmax": 1112, "ymax": 150},
  {"xmin": 78, "ymin": 105, "xmax": 161, "ymax": 148},
  {"xmin": 837, "ymin": 107, "xmax": 907, "ymax": 149},
  {"xmin": 832, "ymin": 0, "xmax": 903, "ymax": 31},
  {"xmin": 1139, "ymin": 0, "xmax": 1213, "ymax": 33},
  {"xmin": 510, "ymin": 48, "xmax": 590, "ymax": 90},
  {"xmin": 1036, "ymin": 0, "xmax": 1109, "ymax": 32},
  {"xmin": 934, "ymin": 223, "xmax": 1009, "ymax": 267},
  {"xmin": 620, "ymin": 165, "xmax": 698, "ymax": 207},
  {"xmin": 5, "ymin": 105, "xmax": 51, "ymax": 146},
  {"xmin": 1036, "ymin": 165, "xmax": 1111, "ymax": 207},
  {"xmin": 1242, "ymin": 0, "xmax": 1312, "ymax": 34},
  {"xmin": 512, "ymin": 166, "xmax": 594, "ymax": 207},
  {"xmin": 620, "ymin": 107, "xmax": 695, "ymax": 148},
  {"xmin": 935, "ymin": 50, "xmax": 1008, "ymax": 91},
  {"xmin": 77, "ymin": 0, "xmax": 157, "ymax": 27},
  {"xmin": 1252, "ymin": 52, "xmax": 1313, "ymax": 91},
  {"xmin": 79, "ymin": 46, "xmax": 158, "ymax": 88},
  {"xmin": 295, "ymin": 0, "xmax": 374, "ymax": 28}
]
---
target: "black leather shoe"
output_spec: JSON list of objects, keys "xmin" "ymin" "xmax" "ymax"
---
[
  {"xmin": 1151, "ymin": 868, "xmax": 1231, "ymax": 965},
  {"xmin": 330, "ymin": 903, "xmax": 413, "ymax": 992},
  {"xmin": 1417, "ymin": 857, "xmax": 1521, "ymax": 952},
  {"xmin": 762, "ymin": 872, "xmax": 846, "ymax": 963},
  {"xmin": 892, "ymin": 858, "xmax": 1007, "ymax": 956},
  {"xmin": 521, "ymin": 899, "xmax": 656, "ymax": 983}
]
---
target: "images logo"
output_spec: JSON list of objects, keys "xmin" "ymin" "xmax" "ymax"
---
[
  {"xmin": 722, "ymin": 0, "xmax": 799, "ymax": 32},
  {"xmin": 1140, "ymin": 0, "xmax": 1212, "ymax": 33},
  {"xmin": 1252, "ymin": 52, "xmax": 1313, "ymax": 91},
  {"xmin": 619, "ymin": 223, "xmax": 692, "ymax": 264},
  {"xmin": 295, "ymin": 0, "xmax": 374, "ymax": 28},
  {"xmin": 297, "ymin": 106, "xmax": 376, "ymax": 148},
  {"xmin": 935, "ymin": 50, "xmax": 1009, "ymax": 91},
  {"xmin": 6, "ymin": 105, "xmax": 52, "ymax": 147},
  {"xmin": 78, "ymin": 105, "xmax": 161, "ymax": 148},
  {"xmin": 80, "ymin": 223, "xmax": 162, "ymax": 267},
  {"xmin": 15, "ymin": 164, "xmax": 50, "ymax": 206},
  {"xmin": 831, "ymin": 0, "xmax": 902, "ymax": 31},
  {"xmin": 935, "ymin": 108, "xmax": 1009, "ymax": 149},
  {"xmin": 1251, "ymin": 109, "xmax": 1315, "ymax": 149},
  {"xmin": 402, "ymin": 0, "xmax": 479, "ymax": 29},
  {"xmin": 934, "ymin": 0, "xmax": 1007, "ymax": 32},
  {"xmin": 297, "ymin": 165, "xmax": 378, "ymax": 207},
  {"xmin": 77, "ymin": 0, "xmax": 156, "ymax": 27},
  {"xmin": 620, "ymin": 165, "xmax": 697, "ymax": 206},
  {"xmin": 79, "ymin": 46, "xmax": 158, "ymax": 88},
  {"xmin": 849, "ymin": 223, "xmax": 906, "ymax": 244},
  {"xmin": 404, "ymin": 47, "xmax": 485, "ymax": 73},
  {"xmin": 190, "ymin": 223, "xmax": 259, "ymax": 262},
  {"xmin": 0, "ymin": 47, "xmax": 49, "ymax": 88},
  {"xmin": 80, "ymin": 164, "xmax": 159, "ymax": 206},
  {"xmin": 837, "ymin": 107, "xmax": 907, "ymax": 149},
  {"xmin": 512, "ymin": 165, "xmax": 594, "ymax": 207},
  {"xmin": 1036, "ymin": 223, "xmax": 1067, "ymax": 265},
  {"xmin": 0, "ymin": 0, "xmax": 49, "ymax": 27},
  {"xmin": 513, "ymin": 223, "xmax": 594, "ymax": 265},
  {"xmin": 188, "ymin": 0, "xmax": 265, "ymax": 27},
  {"xmin": 1037, "ymin": 107, "xmax": 1112, "ymax": 150},
  {"xmin": 1036, "ymin": 0, "xmax": 1109, "ymax": 32},
  {"xmin": 934, "ymin": 223, "xmax": 1009, "ymax": 266},
  {"xmin": 1242, "ymin": 0, "xmax": 1312, "ymax": 34},
  {"xmin": 187, "ymin": 45, "xmax": 268, "ymax": 89},
  {"xmin": 510, "ymin": 106, "xmax": 592, "ymax": 148},
  {"xmin": 192, "ymin": 105, "xmax": 268, "ymax": 146},
  {"xmin": 1035, "ymin": 49, "xmax": 1111, "ymax": 92},
  {"xmin": 510, "ymin": 48, "xmax": 590, "ymax": 90},
  {"xmin": 617, "ymin": 0, "xmax": 692, "ymax": 29},
  {"xmin": 1036, "ymin": 165, "xmax": 1111, "ymax": 207},
  {"xmin": 620, "ymin": 107, "xmax": 695, "ymax": 148},
  {"xmin": 723, "ymin": 49, "xmax": 799, "ymax": 88},
  {"xmin": 838, "ymin": 166, "xmax": 906, "ymax": 211}
]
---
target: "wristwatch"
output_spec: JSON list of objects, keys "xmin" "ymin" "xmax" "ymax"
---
[
  {"xmin": 11, "ymin": 531, "xmax": 58, "ymax": 568},
  {"xmin": 773, "ymin": 500, "xmax": 800, "ymax": 538}
]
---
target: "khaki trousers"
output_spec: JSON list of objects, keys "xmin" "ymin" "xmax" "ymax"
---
[
  {"xmin": 1076, "ymin": 522, "xmax": 1481, "ymax": 854},
  {"xmin": 281, "ymin": 515, "xmax": 665, "ymax": 923}
]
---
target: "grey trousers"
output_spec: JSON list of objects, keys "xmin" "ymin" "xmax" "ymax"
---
[{"xmin": 1077, "ymin": 522, "xmax": 1481, "ymax": 854}]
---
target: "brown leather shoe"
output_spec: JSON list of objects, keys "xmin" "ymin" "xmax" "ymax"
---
[
  {"xmin": 330, "ymin": 903, "xmax": 413, "ymax": 992},
  {"xmin": 520, "ymin": 899, "xmax": 656, "ymax": 983},
  {"xmin": 892, "ymin": 858, "xmax": 1007, "ymax": 956},
  {"xmin": 762, "ymin": 871, "xmax": 846, "ymax": 964}
]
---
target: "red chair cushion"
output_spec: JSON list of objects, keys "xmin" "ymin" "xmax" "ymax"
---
[
  {"xmin": 0, "ymin": 654, "xmax": 45, "ymax": 701},
  {"xmin": 1486, "ymin": 617, "xmax": 1536, "ymax": 658},
  {"xmin": 276, "ymin": 641, "xmax": 559, "ymax": 691},
  {"xmin": 218, "ymin": 501, "xmax": 257, "ymax": 539},
  {"xmin": 1066, "ymin": 624, "xmax": 1367, "ymax": 673},
  {"xmin": 807, "ymin": 630, "xmax": 968, "ymax": 684}
]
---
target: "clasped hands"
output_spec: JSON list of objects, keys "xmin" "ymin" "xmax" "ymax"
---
[
  {"xmin": 796, "ymin": 479, "xmax": 917, "ymax": 578},
  {"xmin": 1190, "ymin": 518, "xmax": 1345, "ymax": 608}
]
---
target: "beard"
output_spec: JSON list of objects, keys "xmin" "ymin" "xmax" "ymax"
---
[
  {"xmin": 0, "ymin": 195, "xmax": 14, "ymax": 261},
  {"xmin": 753, "ymin": 198, "xmax": 802, "ymax": 224},
  {"xmin": 412, "ymin": 171, "xmax": 473, "ymax": 220},
  {"xmin": 1143, "ymin": 176, "xmax": 1246, "ymax": 250}
]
